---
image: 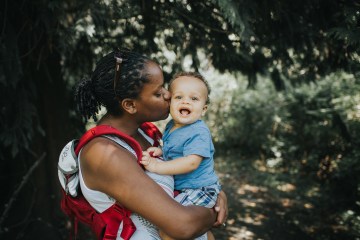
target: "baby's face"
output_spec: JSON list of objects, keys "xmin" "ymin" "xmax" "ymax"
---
[{"xmin": 169, "ymin": 76, "xmax": 208, "ymax": 127}]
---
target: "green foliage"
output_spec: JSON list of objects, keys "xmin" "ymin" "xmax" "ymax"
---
[
  {"xmin": 2, "ymin": 0, "xmax": 359, "ymax": 158},
  {"xmin": 209, "ymin": 71, "xmax": 360, "ymax": 238},
  {"xmin": 1, "ymin": 0, "xmax": 359, "ymax": 237},
  {"xmin": 286, "ymin": 72, "xmax": 359, "ymax": 160},
  {"xmin": 212, "ymin": 0, "xmax": 250, "ymax": 43},
  {"xmin": 327, "ymin": 5, "xmax": 360, "ymax": 52},
  {"xmin": 0, "ymin": 20, "xmax": 40, "ymax": 157},
  {"xmin": 210, "ymin": 71, "xmax": 360, "ymax": 179},
  {"xmin": 208, "ymin": 76, "xmax": 285, "ymax": 154},
  {"xmin": 210, "ymin": 0, "xmax": 360, "ymax": 87}
]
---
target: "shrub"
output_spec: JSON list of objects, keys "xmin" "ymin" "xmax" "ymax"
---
[{"xmin": 209, "ymin": 71, "xmax": 360, "ymax": 182}]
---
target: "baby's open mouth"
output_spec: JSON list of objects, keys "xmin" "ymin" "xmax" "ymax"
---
[{"xmin": 180, "ymin": 108, "xmax": 191, "ymax": 116}]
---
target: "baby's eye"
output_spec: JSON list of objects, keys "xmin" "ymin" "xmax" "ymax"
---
[
  {"xmin": 191, "ymin": 97, "xmax": 199, "ymax": 101},
  {"xmin": 174, "ymin": 96, "xmax": 182, "ymax": 99}
]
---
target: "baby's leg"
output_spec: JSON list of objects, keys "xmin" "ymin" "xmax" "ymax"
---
[
  {"xmin": 207, "ymin": 231, "xmax": 215, "ymax": 240},
  {"xmin": 159, "ymin": 230, "xmax": 175, "ymax": 240}
]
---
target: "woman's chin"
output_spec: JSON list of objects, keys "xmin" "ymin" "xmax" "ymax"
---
[{"xmin": 160, "ymin": 113, "xmax": 170, "ymax": 120}]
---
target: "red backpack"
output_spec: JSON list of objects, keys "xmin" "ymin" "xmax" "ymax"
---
[{"xmin": 58, "ymin": 123, "xmax": 162, "ymax": 240}]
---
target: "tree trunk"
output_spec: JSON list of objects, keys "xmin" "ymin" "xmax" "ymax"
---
[{"xmin": 0, "ymin": 3, "xmax": 79, "ymax": 237}]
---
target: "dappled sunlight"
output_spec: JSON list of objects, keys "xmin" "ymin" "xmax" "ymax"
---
[
  {"xmin": 253, "ymin": 159, "xmax": 268, "ymax": 172},
  {"xmin": 213, "ymin": 214, "xmax": 261, "ymax": 240},
  {"xmin": 227, "ymin": 226, "xmax": 255, "ymax": 240},
  {"xmin": 236, "ymin": 184, "xmax": 268, "ymax": 208},
  {"xmin": 239, "ymin": 199, "xmax": 259, "ymax": 208},
  {"xmin": 306, "ymin": 186, "xmax": 321, "ymax": 197},
  {"xmin": 214, "ymin": 150, "xmax": 358, "ymax": 239},
  {"xmin": 239, "ymin": 212, "xmax": 267, "ymax": 226},
  {"xmin": 276, "ymin": 183, "xmax": 296, "ymax": 192},
  {"xmin": 237, "ymin": 184, "xmax": 268, "ymax": 194},
  {"xmin": 252, "ymin": 159, "xmax": 289, "ymax": 174},
  {"xmin": 304, "ymin": 203, "xmax": 314, "ymax": 209},
  {"xmin": 280, "ymin": 198, "xmax": 294, "ymax": 207}
]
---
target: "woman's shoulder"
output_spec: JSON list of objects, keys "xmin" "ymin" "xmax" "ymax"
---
[
  {"xmin": 79, "ymin": 136, "xmax": 143, "ymax": 192},
  {"xmin": 82, "ymin": 136, "xmax": 137, "ymax": 167}
]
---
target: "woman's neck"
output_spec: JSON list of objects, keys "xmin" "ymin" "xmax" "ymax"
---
[
  {"xmin": 98, "ymin": 113, "xmax": 151, "ymax": 150},
  {"xmin": 98, "ymin": 113, "xmax": 139, "ymax": 137}
]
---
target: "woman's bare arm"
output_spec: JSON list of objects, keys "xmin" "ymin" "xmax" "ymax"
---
[{"xmin": 81, "ymin": 137, "xmax": 216, "ymax": 239}]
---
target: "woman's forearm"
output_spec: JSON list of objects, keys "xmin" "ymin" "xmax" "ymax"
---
[{"xmin": 160, "ymin": 205, "xmax": 216, "ymax": 239}]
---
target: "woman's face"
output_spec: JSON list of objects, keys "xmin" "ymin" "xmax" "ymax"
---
[{"xmin": 135, "ymin": 61, "xmax": 170, "ymax": 122}]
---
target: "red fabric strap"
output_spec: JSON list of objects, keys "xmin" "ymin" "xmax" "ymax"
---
[
  {"xmin": 140, "ymin": 122, "xmax": 162, "ymax": 147},
  {"xmin": 75, "ymin": 125, "xmax": 143, "ymax": 164},
  {"xmin": 100, "ymin": 205, "xmax": 135, "ymax": 240}
]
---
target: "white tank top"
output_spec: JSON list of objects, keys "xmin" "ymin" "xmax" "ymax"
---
[{"xmin": 78, "ymin": 128, "xmax": 174, "ymax": 213}]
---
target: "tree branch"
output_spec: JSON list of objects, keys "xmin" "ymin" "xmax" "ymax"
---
[
  {"xmin": 0, "ymin": 152, "xmax": 46, "ymax": 233},
  {"xmin": 172, "ymin": 6, "xmax": 229, "ymax": 34}
]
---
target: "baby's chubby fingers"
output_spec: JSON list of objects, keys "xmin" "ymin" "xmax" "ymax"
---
[
  {"xmin": 146, "ymin": 147, "xmax": 162, "ymax": 157},
  {"xmin": 141, "ymin": 151, "xmax": 150, "ymax": 165}
]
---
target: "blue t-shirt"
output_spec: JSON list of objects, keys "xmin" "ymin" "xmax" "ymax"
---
[{"xmin": 162, "ymin": 119, "xmax": 219, "ymax": 190}]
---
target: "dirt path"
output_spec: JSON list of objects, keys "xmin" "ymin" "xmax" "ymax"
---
[{"xmin": 211, "ymin": 152, "xmax": 355, "ymax": 240}]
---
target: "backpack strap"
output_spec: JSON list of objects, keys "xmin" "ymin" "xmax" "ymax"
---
[
  {"xmin": 140, "ymin": 122, "xmax": 162, "ymax": 147},
  {"xmin": 75, "ymin": 125, "xmax": 143, "ymax": 163}
]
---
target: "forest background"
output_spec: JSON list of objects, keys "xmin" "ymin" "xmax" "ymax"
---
[{"xmin": 1, "ymin": 0, "xmax": 359, "ymax": 239}]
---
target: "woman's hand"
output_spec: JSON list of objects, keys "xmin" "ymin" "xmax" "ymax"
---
[{"xmin": 213, "ymin": 190, "xmax": 228, "ymax": 227}]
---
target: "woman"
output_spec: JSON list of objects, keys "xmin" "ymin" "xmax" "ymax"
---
[{"xmin": 74, "ymin": 48, "xmax": 227, "ymax": 239}]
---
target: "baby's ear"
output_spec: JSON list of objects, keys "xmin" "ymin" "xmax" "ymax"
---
[{"xmin": 201, "ymin": 105, "xmax": 208, "ymax": 116}]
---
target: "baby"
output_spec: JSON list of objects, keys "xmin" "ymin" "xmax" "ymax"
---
[{"xmin": 141, "ymin": 72, "xmax": 221, "ymax": 240}]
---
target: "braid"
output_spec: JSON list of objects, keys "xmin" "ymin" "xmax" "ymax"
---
[
  {"xmin": 74, "ymin": 77, "xmax": 101, "ymax": 121},
  {"xmin": 74, "ymin": 48, "xmax": 152, "ymax": 121},
  {"xmin": 113, "ymin": 50, "xmax": 148, "ymax": 99}
]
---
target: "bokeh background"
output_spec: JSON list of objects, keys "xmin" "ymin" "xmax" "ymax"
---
[{"xmin": 1, "ymin": 1, "xmax": 359, "ymax": 239}]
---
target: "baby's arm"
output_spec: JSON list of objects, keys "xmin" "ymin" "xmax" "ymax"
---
[{"xmin": 141, "ymin": 151, "xmax": 202, "ymax": 175}]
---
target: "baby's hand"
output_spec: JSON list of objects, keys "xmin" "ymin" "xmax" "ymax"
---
[
  {"xmin": 141, "ymin": 151, "xmax": 158, "ymax": 172},
  {"xmin": 146, "ymin": 146, "xmax": 163, "ymax": 157}
]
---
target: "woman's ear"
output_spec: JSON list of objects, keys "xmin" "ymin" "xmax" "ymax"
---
[
  {"xmin": 201, "ymin": 105, "xmax": 208, "ymax": 116},
  {"xmin": 121, "ymin": 98, "xmax": 137, "ymax": 114}
]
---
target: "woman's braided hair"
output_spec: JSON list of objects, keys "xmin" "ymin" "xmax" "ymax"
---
[{"xmin": 75, "ymin": 49, "xmax": 151, "ymax": 121}]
